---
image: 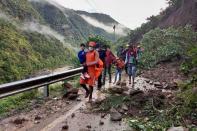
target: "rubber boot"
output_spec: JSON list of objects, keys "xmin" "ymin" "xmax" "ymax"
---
[
  {"xmin": 89, "ymin": 86, "xmax": 93, "ymax": 101},
  {"xmin": 80, "ymin": 84, "xmax": 89, "ymax": 98},
  {"xmin": 132, "ymin": 77, "xmax": 135, "ymax": 88},
  {"xmin": 129, "ymin": 76, "xmax": 131, "ymax": 85}
]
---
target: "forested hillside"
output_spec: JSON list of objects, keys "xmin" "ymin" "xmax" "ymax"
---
[
  {"xmin": 115, "ymin": 0, "xmax": 197, "ymax": 129},
  {"xmin": 118, "ymin": 0, "xmax": 197, "ymax": 44},
  {"xmin": 0, "ymin": 0, "xmax": 129, "ymax": 84},
  {"xmin": 0, "ymin": 19, "xmax": 75, "ymax": 84}
]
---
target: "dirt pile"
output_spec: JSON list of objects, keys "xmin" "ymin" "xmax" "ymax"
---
[
  {"xmin": 63, "ymin": 82, "xmax": 79, "ymax": 100},
  {"xmin": 141, "ymin": 61, "xmax": 186, "ymax": 85},
  {"xmin": 159, "ymin": 0, "xmax": 197, "ymax": 30}
]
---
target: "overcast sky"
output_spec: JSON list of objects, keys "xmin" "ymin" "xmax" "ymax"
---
[{"xmin": 52, "ymin": 0, "xmax": 168, "ymax": 29}]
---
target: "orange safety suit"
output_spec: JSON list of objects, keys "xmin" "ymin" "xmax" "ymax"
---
[{"xmin": 80, "ymin": 50, "xmax": 99, "ymax": 86}]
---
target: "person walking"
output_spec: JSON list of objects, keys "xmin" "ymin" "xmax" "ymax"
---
[
  {"xmin": 103, "ymin": 45, "xmax": 115, "ymax": 84},
  {"xmin": 125, "ymin": 45, "xmax": 137, "ymax": 86},
  {"xmin": 122, "ymin": 44, "xmax": 129, "ymax": 74},
  {"xmin": 78, "ymin": 43, "xmax": 90, "ymax": 79},
  {"xmin": 96, "ymin": 44, "xmax": 106, "ymax": 90},
  {"xmin": 80, "ymin": 41, "xmax": 99, "ymax": 101},
  {"xmin": 136, "ymin": 44, "xmax": 143, "ymax": 62}
]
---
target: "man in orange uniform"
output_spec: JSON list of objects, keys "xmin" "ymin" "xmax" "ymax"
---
[{"xmin": 80, "ymin": 41, "xmax": 99, "ymax": 101}]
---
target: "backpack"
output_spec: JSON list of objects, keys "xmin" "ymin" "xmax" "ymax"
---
[{"xmin": 127, "ymin": 51, "xmax": 137, "ymax": 65}]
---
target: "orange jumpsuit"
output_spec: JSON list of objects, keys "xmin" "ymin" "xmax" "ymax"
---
[{"xmin": 80, "ymin": 50, "xmax": 99, "ymax": 86}]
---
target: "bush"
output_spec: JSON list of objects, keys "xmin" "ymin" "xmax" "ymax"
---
[
  {"xmin": 140, "ymin": 26, "xmax": 197, "ymax": 68},
  {"xmin": 180, "ymin": 45, "xmax": 197, "ymax": 74},
  {"xmin": 0, "ymin": 90, "xmax": 39, "ymax": 116},
  {"xmin": 88, "ymin": 35, "xmax": 112, "ymax": 47}
]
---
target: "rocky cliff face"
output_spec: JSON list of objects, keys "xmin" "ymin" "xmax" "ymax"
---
[{"xmin": 159, "ymin": 0, "xmax": 197, "ymax": 30}]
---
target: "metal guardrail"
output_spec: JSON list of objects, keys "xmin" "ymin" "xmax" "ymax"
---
[{"xmin": 0, "ymin": 67, "xmax": 83, "ymax": 99}]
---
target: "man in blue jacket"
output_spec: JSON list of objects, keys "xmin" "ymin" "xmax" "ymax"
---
[{"xmin": 78, "ymin": 43, "xmax": 90, "ymax": 79}]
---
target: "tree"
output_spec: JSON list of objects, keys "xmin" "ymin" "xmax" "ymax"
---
[{"xmin": 166, "ymin": 0, "xmax": 182, "ymax": 8}]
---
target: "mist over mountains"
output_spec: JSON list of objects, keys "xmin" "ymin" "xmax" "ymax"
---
[{"xmin": 0, "ymin": 0, "xmax": 130, "ymax": 83}]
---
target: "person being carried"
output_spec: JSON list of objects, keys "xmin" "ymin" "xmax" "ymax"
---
[
  {"xmin": 78, "ymin": 43, "xmax": 90, "ymax": 79},
  {"xmin": 125, "ymin": 44, "xmax": 137, "ymax": 86},
  {"xmin": 113, "ymin": 57, "xmax": 125, "ymax": 84}
]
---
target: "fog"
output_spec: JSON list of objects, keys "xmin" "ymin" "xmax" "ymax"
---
[
  {"xmin": 80, "ymin": 14, "xmax": 128, "ymax": 36},
  {"xmin": 21, "ymin": 22, "xmax": 65, "ymax": 42}
]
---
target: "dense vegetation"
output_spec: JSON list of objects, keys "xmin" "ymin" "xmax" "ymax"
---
[
  {"xmin": 0, "ymin": 19, "xmax": 76, "ymax": 84},
  {"xmin": 0, "ymin": 0, "xmax": 125, "ymax": 84},
  {"xmin": 24, "ymin": 32, "xmax": 76, "ymax": 68},
  {"xmin": 30, "ymin": 0, "xmax": 122, "ymax": 44},
  {"xmin": 117, "ymin": 0, "xmax": 195, "ymax": 45},
  {"xmin": 116, "ymin": 25, "xmax": 197, "ymax": 130},
  {"xmin": 0, "ymin": 90, "xmax": 39, "ymax": 117},
  {"xmin": 140, "ymin": 25, "xmax": 197, "ymax": 68},
  {"xmin": 116, "ymin": 0, "xmax": 197, "ymax": 129},
  {"xmin": 0, "ymin": 19, "xmax": 40, "ymax": 83},
  {"xmin": 88, "ymin": 35, "xmax": 112, "ymax": 46},
  {"xmin": 0, "ymin": 0, "xmax": 42, "ymax": 22}
]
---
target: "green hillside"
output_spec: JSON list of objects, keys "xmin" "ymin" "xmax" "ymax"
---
[
  {"xmin": 0, "ymin": 0, "xmax": 129, "ymax": 84},
  {"xmin": 0, "ymin": 18, "xmax": 75, "ymax": 84},
  {"xmin": 0, "ymin": 0, "xmax": 43, "ymax": 22}
]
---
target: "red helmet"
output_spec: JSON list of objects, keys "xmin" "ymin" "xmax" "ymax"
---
[{"xmin": 88, "ymin": 41, "xmax": 96, "ymax": 47}]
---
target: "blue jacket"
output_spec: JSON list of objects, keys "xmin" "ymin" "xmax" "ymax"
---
[{"xmin": 78, "ymin": 50, "xmax": 86, "ymax": 64}]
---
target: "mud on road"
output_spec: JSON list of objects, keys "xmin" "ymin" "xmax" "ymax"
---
[{"xmin": 0, "ymin": 73, "xmax": 176, "ymax": 131}]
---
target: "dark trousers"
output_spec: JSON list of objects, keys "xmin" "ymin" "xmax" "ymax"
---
[
  {"xmin": 82, "ymin": 65, "xmax": 87, "ymax": 74},
  {"xmin": 125, "ymin": 64, "xmax": 128, "ymax": 74},
  {"xmin": 97, "ymin": 73, "xmax": 102, "ymax": 90},
  {"xmin": 97, "ymin": 60, "xmax": 105, "ymax": 90},
  {"xmin": 80, "ymin": 84, "xmax": 93, "ymax": 100},
  {"xmin": 103, "ymin": 64, "xmax": 112, "ymax": 84}
]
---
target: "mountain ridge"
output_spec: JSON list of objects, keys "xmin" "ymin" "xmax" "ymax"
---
[
  {"xmin": 30, "ymin": 0, "xmax": 130, "ymax": 42},
  {"xmin": 120, "ymin": 0, "xmax": 197, "ymax": 44},
  {"xmin": 0, "ymin": 0, "xmax": 130, "ymax": 83}
]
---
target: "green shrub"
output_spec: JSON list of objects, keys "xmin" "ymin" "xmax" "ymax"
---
[
  {"xmin": 180, "ymin": 45, "xmax": 197, "ymax": 74},
  {"xmin": 140, "ymin": 26, "xmax": 197, "ymax": 68},
  {"xmin": 0, "ymin": 0, "xmax": 42, "ymax": 21},
  {"xmin": 0, "ymin": 19, "xmax": 77, "ymax": 84},
  {"xmin": 0, "ymin": 90, "xmax": 39, "ymax": 116}
]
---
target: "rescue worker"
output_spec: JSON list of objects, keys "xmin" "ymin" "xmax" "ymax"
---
[{"xmin": 80, "ymin": 41, "xmax": 99, "ymax": 101}]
